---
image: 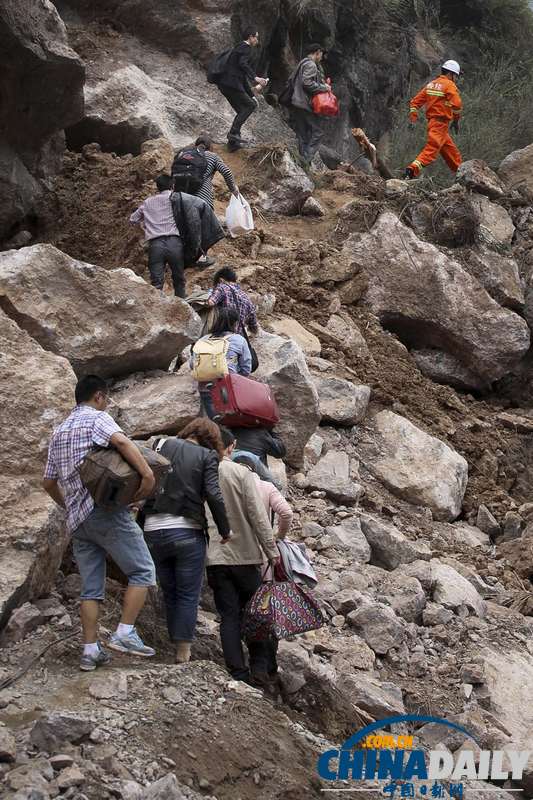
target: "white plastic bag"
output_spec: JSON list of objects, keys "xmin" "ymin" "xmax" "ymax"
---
[{"xmin": 225, "ymin": 192, "xmax": 254, "ymax": 238}]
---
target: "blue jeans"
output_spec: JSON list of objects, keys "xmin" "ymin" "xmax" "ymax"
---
[
  {"xmin": 144, "ymin": 528, "xmax": 206, "ymax": 642},
  {"xmin": 72, "ymin": 507, "xmax": 156, "ymax": 601}
]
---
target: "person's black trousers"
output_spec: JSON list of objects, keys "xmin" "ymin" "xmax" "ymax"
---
[
  {"xmin": 148, "ymin": 235, "xmax": 185, "ymax": 298},
  {"xmin": 219, "ymin": 86, "xmax": 257, "ymax": 137},
  {"xmin": 290, "ymin": 107, "xmax": 323, "ymax": 163},
  {"xmin": 206, "ymin": 564, "xmax": 278, "ymax": 681}
]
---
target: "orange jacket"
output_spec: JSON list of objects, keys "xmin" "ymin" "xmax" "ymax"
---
[{"xmin": 409, "ymin": 74, "xmax": 462, "ymax": 123}]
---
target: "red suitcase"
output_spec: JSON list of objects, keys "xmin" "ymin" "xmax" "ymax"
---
[{"xmin": 210, "ymin": 373, "xmax": 280, "ymax": 428}]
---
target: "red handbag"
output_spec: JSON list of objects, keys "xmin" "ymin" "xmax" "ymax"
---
[{"xmin": 312, "ymin": 90, "xmax": 339, "ymax": 117}]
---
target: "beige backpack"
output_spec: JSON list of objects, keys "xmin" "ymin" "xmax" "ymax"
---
[{"xmin": 191, "ymin": 335, "xmax": 231, "ymax": 381}]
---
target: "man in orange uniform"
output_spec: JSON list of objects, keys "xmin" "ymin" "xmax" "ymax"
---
[{"xmin": 405, "ymin": 60, "xmax": 462, "ymax": 179}]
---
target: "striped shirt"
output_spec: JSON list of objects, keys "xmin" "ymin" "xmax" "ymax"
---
[
  {"xmin": 196, "ymin": 150, "xmax": 237, "ymax": 209},
  {"xmin": 43, "ymin": 405, "xmax": 122, "ymax": 533},
  {"xmin": 129, "ymin": 190, "xmax": 180, "ymax": 240},
  {"xmin": 209, "ymin": 282, "xmax": 258, "ymax": 335}
]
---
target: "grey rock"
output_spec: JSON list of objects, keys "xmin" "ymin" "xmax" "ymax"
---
[
  {"xmin": 277, "ymin": 640, "xmax": 310, "ymax": 694},
  {"xmin": 329, "ymin": 589, "xmax": 365, "ymax": 616},
  {"xmin": 0, "ymin": 245, "xmax": 202, "ymax": 378},
  {"xmin": 360, "ymin": 514, "xmax": 431, "ymax": 570},
  {"xmin": 477, "ymin": 505, "xmax": 501, "ymax": 537},
  {"xmin": 307, "ymin": 451, "xmax": 364, "ymax": 505},
  {"xmin": 347, "ymin": 603, "xmax": 405, "ymax": 655},
  {"xmin": 460, "ymin": 663, "xmax": 485, "ymax": 684},
  {"xmin": 503, "ymin": 511, "xmax": 523, "ymax": 542},
  {"xmin": 30, "ymin": 713, "xmax": 95, "ymax": 753},
  {"xmin": 463, "ymin": 247, "xmax": 524, "ymax": 312},
  {"xmin": 456, "ymin": 160, "xmax": 506, "ymax": 199},
  {"xmin": 254, "ymin": 331, "xmax": 320, "ymax": 468},
  {"xmin": 89, "ymin": 673, "xmax": 128, "ymax": 701},
  {"xmin": 470, "ymin": 195, "xmax": 515, "ymax": 248},
  {"xmin": 0, "ymin": 721, "xmax": 16, "ymax": 762},
  {"xmin": 412, "ymin": 349, "xmax": 490, "ymax": 393},
  {"xmin": 142, "ymin": 773, "xmax": 187, "ymax": 799},
  {"xmin": 382, "ymin": 575, "xmax": 426, "ymax": 623},
  {"xmin": 422, "ymin": 602, "xmax": 454, "ymax": 627},
  {"xmin": 358, "ymin": 411, "xmax": 468, "ymax": 522},
  {"xmin": 326, "ymin": 518, "xmax": 371, "ymax": 562},
  {"xmin": 301, "ymin": 197, "xmax": 325, "ymax": 217},
  {"xmin": 347, "ymin": 211, "xmax": 529, "ymax": 383},
  {"xmin": 499, "ymin": 143, "xmax": 533, "ymax": 195},
  {"xmin": 2, "ymin": 603, "xmax": 44, "ymax": 644},
  {"xmin": 337, "ymin": 674, "xmax": 405, "ymax": 717},
  {"xmin": 256, "ymin": 149, "xmax": 314, "ymax": 216},
  {"xmin": 314, "ymin": 377, "xmax": 371, "ymax": 426},
  {"xmin": 431, "ymin": 560, "xmax": 486, "ymax": 618},
  {"xmin": 302, "ymin": 522, "xmax": 323, "ymax": 538},
  {"xmin": 111, "ymin": 371, "xmax": 197, "ymax": 438},
  {"xmin": 50, "ymin": 755, "xmax": 74, "ymax": 771},
  {"xmin": 57, "ymin": 766, "xmax": 85, "ymax": 790}
]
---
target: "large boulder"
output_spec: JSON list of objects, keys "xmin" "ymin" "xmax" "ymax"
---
[
  {"xmin": 253, "ymin": 332, "xmax": 320, "ymax": 468},
  {"xmin": 306, "ymin": 450, "xmax": 363, "ymax": 505},
  {"xmin": 462, "ymin": 246, "xmax": 524, "ymax": 312},
  {"xmin": 0, "ymin": 310, "xmax": 77, "ymax": 627},
  {"xmin": 268, "ymin": 317, "xmax": 321, "ymax": 356},
  {"xmin": 359, "ymin": 514, "xmax": 431, "ymax": 570},
  {"xmin": 0, "ymin": 245, "xmax": 201, "ymax": 378},
  {"xmin": 497, "ymin": 526, "xmax": 533, "ymax": 578},
  {"xmin": 111, "ymin": 371, "xmax": 198, "ymax": 438},
  {"xmin": 0, "ymin": 0, "xmax": 84, "ymax": 240},
  {"xmin": 431, "ymin": 560, "xmax": 486, "ymax": 617},
  {"xmin": 346, "ymin": 212, "xmax": 530, "ymax": 383},
  {"xmin": 357, "ymin": 411, "xmax": 468, "ymax": 521},
  {"xmin": 412, "ymin": 349, "xmax": 489, "ymax": 393},
  {"xmin": 314, "ymin": 376, "xmax": 371, "ymax": 426},
  {"xmin": 499, "ymin": 143, "xmax": 533, "ymax": 195},
  {"xmin": 470, "ymin": 195, "xmax": 515, "ymax": 248},
  {"xmin": 456, "ymin": 160, "xmax": 506, "ymax": 199},
  {"xmin": 255, "ymin": 150, "xmax": 314, "ymax": 216}
]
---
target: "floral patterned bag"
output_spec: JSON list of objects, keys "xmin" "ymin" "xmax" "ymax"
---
[{"xmin": 243, "ymin": 578, "xmax": 324, "ymax": 642}]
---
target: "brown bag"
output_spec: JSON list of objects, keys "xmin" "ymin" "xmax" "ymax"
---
[{"xmin": 79, "ymin": 445, "xmax": 171, "ymax": 510}]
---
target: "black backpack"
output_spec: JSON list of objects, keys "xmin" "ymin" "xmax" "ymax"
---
[
  {"xmin": 279, "ymin": 59, "xmax": 306, "ymax": 107},
  {"xmin": 171, "ymin": 147, "xmax": 207, "ymax": 194},
  {"xmin": 207, "ymin": 47, "xmax": 233, "ymax": 85}
]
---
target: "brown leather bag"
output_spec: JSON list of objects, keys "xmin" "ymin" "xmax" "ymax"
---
[{"xmin": 79, "ymin": 445, "xmax": 171, "ymax": 510}]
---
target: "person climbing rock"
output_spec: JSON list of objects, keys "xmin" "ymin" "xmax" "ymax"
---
[
  {"xmin": 230, "ymin": 425, "xmax": 286, "ymax": 489},
  {"xmin": 206, "ymin": 426, "xmax": 280, "ymax": 691},
  {"xmin": 405, "ymin": 60, "xmax": 463, "ymax": 179},
  {"xmin": 208, "ymin": 266, "xmax": 258, "ymax": 338},
  {"xmin": 142, "ymin": 419, "xmax": 231, "ymax": 665},
  {"xmin": 288, "ymin": 43, "xmax": 329, "ymax": 165},
  {"xmin": 216, "ymin": 26, "xmax": 268, "ymax": 151},
  {"xmin": 42, "ymin": 375, "xmax": 157, "ymax": 671},
  {"xmin": 129, "ymin": 174, "xmax": 186, "ymax": 297}
]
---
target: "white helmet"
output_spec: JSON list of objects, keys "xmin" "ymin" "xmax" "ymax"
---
[{"xmin": 442, "ymin": 59, "xmax": 460, "ymax": 76}]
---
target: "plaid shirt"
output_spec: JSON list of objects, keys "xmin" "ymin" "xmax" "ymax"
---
[
  {"xmin": 129, "ymin": 190, "xmax": 180, "ymax": 241},
  {"xmin": 209, "ymin": 282, "xmax": 258, "ymax": 335},
  {"xmin": 44, "ymin": 405, "xmax": 122, "ymax": 533}
]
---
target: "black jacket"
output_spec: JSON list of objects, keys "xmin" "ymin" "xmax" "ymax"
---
[
  {"xmin": 219, "ymin": 42, "xmax": 256, "ymax": 95},
  {"xmin": 145, "ymin": 439, "xmax": 230, "ymax": 539},
  {"xmin": 171, "ymin": 191, "xmax": 225, "ymax": 266},
  {"xmin": 230, "ymin": 427, "xmax": 286, "ymax": 465}
]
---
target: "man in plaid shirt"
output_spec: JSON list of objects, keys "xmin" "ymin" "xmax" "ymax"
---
[
  {"xmin": 208, "ymin": 266, "xmax": 258, "ymax": 337},
  {"xmin": 43, "ymin": 375, "xmax": 157, "ymax": 671}
]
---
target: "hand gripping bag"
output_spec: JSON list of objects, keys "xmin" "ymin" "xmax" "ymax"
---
[
  {"xmin": 242, "ymin": 577, "xmax": 325, "ymax": 642},
  {"xmin": 311, "ymin": 90, "xmax": 339, "ymax": 117},
  {"xmin": 226, "ymin": 193, "xmax": 254, "ymax": 237}
]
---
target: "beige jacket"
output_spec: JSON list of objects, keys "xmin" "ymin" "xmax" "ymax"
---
[{"xmin": 206, "ymin": 459, "xmax": 278, "ymax": 566}]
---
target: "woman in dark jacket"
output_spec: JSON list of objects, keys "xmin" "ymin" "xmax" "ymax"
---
[{"xmin": 143, "ymin": 418, "xmax": 230, "ymax": 663}]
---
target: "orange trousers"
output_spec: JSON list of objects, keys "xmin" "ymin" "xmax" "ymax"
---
[{"xmin": 409, "ymin": 118, "xmax": 462, "ymax": 176}]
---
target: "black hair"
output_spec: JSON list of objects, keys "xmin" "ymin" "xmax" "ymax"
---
[
  {"xmin": 195, "ymin": 134, "xmax": 212, "ymax": 150},
  {"xmin": 218, "ymin": 425, "xmax": 237, "ymax": 449},
  {"xmin": 209, "ymin": 307, "xmax": 240, "ymax": 336},
  {"xmin": 242, "ymin": 26, "xmax": 259, "ymax": 40},
  {"xmin": 75, "ymin": 374, "xmax": 108, "ymax": 405},
  {"xmin": 233, "ymin": 453, "xmax": 259, "ymax": 473},
  {"xmin": 156, "ymin": 174, "xmax": 172, "ymax": 191},
  {"xmin": 307, "ymin": 43, "xmax": 324, "ymax": 55},
  {"xmin": 213, "ymin": 266, "xmax": 237, "ymax": 286}
]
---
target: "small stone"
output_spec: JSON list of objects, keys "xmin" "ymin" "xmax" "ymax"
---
[
  {"xmin": 301, "ymin": 522, "xmax": 323, "ymax": 538},
  {"xmin": 477, "ymin": 505, "xmax": 500, "ymax": 537},
  {"xmin": 460, "ymin": 663, "xmax": 485, "ymax": 684},
  {"xmin": 2, "ymin": 603, "xmax": 44, "ymax": 643},
  {"xmin": 332, "ymin": 615, "xmax": 345, "ymax": 628},
  {"xmin": 57, "ymin": 766, "xmax": 85, "ymax": 789},
  {"xmin": 503, "ymin": 511, "xmax": 522, "ymax": 541},
  {"xmin": 89, "ymin": 673, "xmax": 128, "ymax": 701},
  {"xmin": 422, "ymin": 603, "xmax": 454, "ymax": 627},
  {"xmin": 0, "ymin": 722, "xmax": 16, "ymax": 762},
  {"xmin": 50, "ymin": 754, "xmax": 74, "ymax": 771},
  {"xmin": 30, "ymin": 713, "xmax": 94, "ymax": 753},
  {"xmin": 198, "ymin": 777, "xmax": 211, "ymax": 789},
  {"xmin": 385, "ymin": 178, "xmax": 409, "ymax": 197},
  {"xmin": 301, "ymin": 196, "xmax": 325, "ymax": 217},
  {"xmin": 162, "ymin": 687, "xmax": 181, "ymax": 704}
]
